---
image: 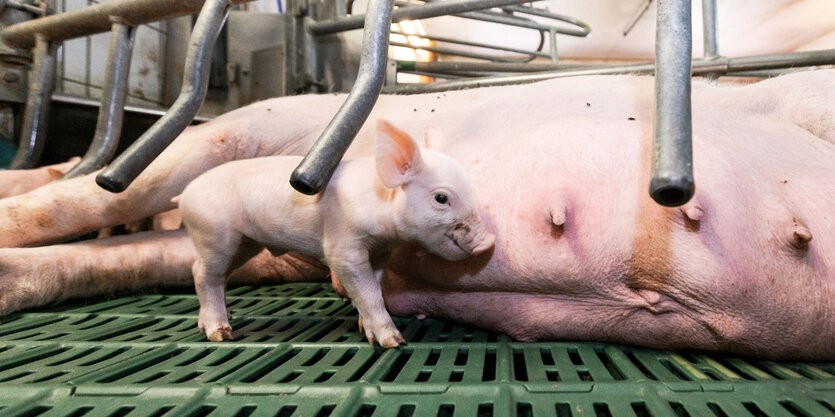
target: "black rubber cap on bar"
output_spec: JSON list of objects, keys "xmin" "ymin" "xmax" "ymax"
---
[
  {"xmin": 95, "ymin": 173, "xmax": 128, "ymax": 193},
  {"xmin": 289, "ymin": 170, "xmax": 322, "ymax": 196},
  {"xmin": 649, "ymin": 175, "xmax": 695, "ymax": 207}
]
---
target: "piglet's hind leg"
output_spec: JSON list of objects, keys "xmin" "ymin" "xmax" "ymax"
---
[{"xmin": 192, "ymin": 258, "xmax": 234, "ymax": 341}]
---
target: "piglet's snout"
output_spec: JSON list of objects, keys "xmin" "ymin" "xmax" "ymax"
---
[
  {"xmin": 469, "ymin": 229, "xmax": 495, "ymax": 255},
  {"xmin": 455, "ymin": 220, "xmax": 495, "ymax": 256}
]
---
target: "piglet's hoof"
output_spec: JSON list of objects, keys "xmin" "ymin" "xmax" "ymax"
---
[
  {"xmin": 205, "ymin": 325, "xmax": 234, "ymax": 342},
  {"xmin": 374, "ymin": 331, "xmax": 406, "ymax": 349},
  {"xmin": 359, "ymin": 316, "xmax": 405, "ymax": 348}
]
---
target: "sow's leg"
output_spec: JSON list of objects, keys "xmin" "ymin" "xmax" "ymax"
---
[
  {"xmin": 0, "ymin": 229, "xmax": 329, "ymax": 317},
  {"xmin": 0, "ymin": 95, "xmax": 346, "ymax": 248}
]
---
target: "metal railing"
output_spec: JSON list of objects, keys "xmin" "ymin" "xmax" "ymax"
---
[{"xmin": 0, "ymin": 0, "xmax": 253, "ymax": 177}]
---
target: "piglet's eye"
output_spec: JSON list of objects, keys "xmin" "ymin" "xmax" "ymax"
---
[{"xmin": 434, "ymin": 193, "xmax": 448, "ymax": 204}]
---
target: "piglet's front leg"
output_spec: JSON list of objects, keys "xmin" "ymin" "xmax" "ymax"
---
[{"xmin": 329, "ymin": 250, "xmax": 405, "ymax": 348}]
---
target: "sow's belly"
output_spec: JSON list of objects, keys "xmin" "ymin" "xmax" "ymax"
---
[{"xmin": 376, "ymin": 75, "xmax": 834, "ymax": 360}]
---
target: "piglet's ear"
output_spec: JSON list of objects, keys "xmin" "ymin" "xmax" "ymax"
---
[{"xmin": 376, "ymin": 120, "xmax": 424, "ymax": 188}]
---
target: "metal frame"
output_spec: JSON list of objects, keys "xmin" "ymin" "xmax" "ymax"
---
[
  {"xmin": 0, "ymin": 0, "xmax": 252, "ymax": 185},
  {"xmin": 62, "ymin": 23, "xmax": 135, "ymax": 179},
  {"xmin": 8, "ymin": 34, "xmax": 55, "ymax": 169},
  {"xmin": 97, "ymin": 0, "xmax": 235, "ymax": 192}
]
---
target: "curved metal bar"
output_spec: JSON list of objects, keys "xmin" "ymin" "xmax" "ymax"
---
[
  {"xmin": 453, "ymin": 9, "xmax": 586, "ymax": 37},
  {"xmin": 63, "ymin": 23, "xmax": 135, "ymax": 179},
  {"xmin": 650, "ymin": 0, "xmax": 694, "ymax": 207},
  {"xmin": 500, "ymin": 4, "xmax": 591, "ymax": 37},
  {"xmin": 289, "ymin": 0, "xmax": 394, "ymax": 195},
  {"xmin": 390, "ymin": 29, "xmax": 548, "ymax": 62},
  {"xmin": 9, "ymin": 35, "xmax": 56, "ymax": 169},
  {"xmin": 309, "ymin": 0, "xmax": 530, "ymax": 35},
  {"xmin": 391, "ymin": 2, "xmax": 547, "ymax": 63},
  {"xmin": 0, "ymin": 0, "xmax": 251, "ymax": 49},
  {"xmin": 96, "ymin": 0, "xmax": 231, "ymax": 193}
]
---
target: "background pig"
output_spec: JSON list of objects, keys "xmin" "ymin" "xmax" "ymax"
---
[
  {"xmin": 177, "ymin": 120, "xmax": 494, "ymax": 347},
  {"xmin": 0, "ymin": 71, "xmax": 831, "ymax": 359},
  {"xmin": 0, "ymin": 157, "xmax": 79, "ymax": 199}
]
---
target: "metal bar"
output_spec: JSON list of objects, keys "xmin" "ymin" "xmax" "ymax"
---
[
  {"xmin": 63, "ymin": 23, "xmax": 135, "ymax": 179},
  {"xmin": 622, "ymin": 0, "xmax": 653, "ymax": 36},
  {"xmin": 391, "ymin": 40, "xmax": 517, "ymax": 61},
  {"xmin": 289, "ymin": 0, "xmax": 394, "ymax": 195},
  {"xmin": 383, "ymin": 63, "xmax": 657, "ymax": 93},
  {"xmin": 397, "ymin": 60, "xmax": 586, "ymax": 73},
  {"xmin": 650, "ymin": 0, "xmax": 694, "ymax": 207},
  {"xmin": 392, "ymin": 30, "xmax": 549, "ymax": 59},
  {"xmin": 96, "ymin": 0, "xmax": 232, "ymax": 193},
  {"xmin": 4, "ymin": 0, "xmax": 48, "ymax": 16},
  {"xmin": 701, "ymin": 0, "xmax": 718, "ymax": 57},
  {"xmin": 454, "ymin": 9, "xmax": 586, "ymax": 36},
  {"xmin": 500, "ymin": 4, "xmax": 591, "ymax": 37},
  {"xmin": 388, "ymin": 49, "xmax": 835, "ymax": 88},
  {"xmin": 309, "ymin": 0, "xmax": 533, "ymax": 35},
  {"xmin": 0, "ymin": 0, "xmax": 252, "ymax": 49},
  {"xmin": 548, "ymin": 28, "xmax": 558, "ymax": 64},
  {"xmin": 9, "ymin": 35, "xmax": 55, "ymax": 169},
  {"xmin": 51, "ymin": 93, "xmax": 212, "ymax": 123},
  {"xmin": 398, "ymin": 69, "xmax": 465, "ymax": 79},
  {"xmin": 722, "ymin": 49, "xmax": 835, "ymax": 71},
  {"xmin": 390, "ymin": 40, "xmax": 543, "ymax": 62}
]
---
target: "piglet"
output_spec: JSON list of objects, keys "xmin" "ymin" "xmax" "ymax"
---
[{"xmin": 176, "ymin": 120, "xmax": 495, "ymax": 347}]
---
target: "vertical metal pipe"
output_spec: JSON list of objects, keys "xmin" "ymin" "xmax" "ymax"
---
[
  {"xmin": 9, "ymin": 35, "xmax": 56, "ymax": 169},
  {"xmin": 96, "ymin": 0, "xmax": 231, "ymax": 193},
  {"xmin": 63, "ymin": 23, "xmax": 135, "ymax": 179},
  {"xmin": 289, "ymin": 0, "xmax": 394, "ymax": 195},
  {"xmin": 650, "ymin": 0, "xmax": 694, "ymax": 207},
  {"xmin": 701, "ymin": 0, "xmax": 717, "ymax": 57},
  {"xmin": 548, "ymin": 28, "xmax": 558, "ymax": 64}
]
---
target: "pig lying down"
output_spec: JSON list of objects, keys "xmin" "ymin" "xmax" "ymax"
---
[
  {"xmin": 0, "ymin": 157, "xmax": 79, "ymax": 198},
  {"xmin": 0, "ymin": 71, "xmax": 832, "ymax": 360},
  {"xmin": 177, "ymin": 121, "xmax": 493, "ymax": 346}
]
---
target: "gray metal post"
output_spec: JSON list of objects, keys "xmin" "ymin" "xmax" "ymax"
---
[
  {"xmin": 9, "ymin": 35, "xmax": 56, "ymax": 169},
  {"xmin": 650, "ymin": 0, "xmax": 694, "ymax": 207},
  {"xmin": 701, "ymin": 0, "xmax": 718, "ymax": 80},
  {"xmin": 701, "ymin": 0, "xmax": 717, "ymax": 57},
  {"xmin": 548, "ymin": 28, "xmax": 558, "ymax": 64},
  {"xmin": 289, "ymin": 0, "xmax": 394, "ymax": 195},
  {"xmin": 96, "ymin": 0, "xmax": 232, "ymax": 193},
  {"xmin": 63, "ymin": 23, "xmax": 135, "ymax": 179}
]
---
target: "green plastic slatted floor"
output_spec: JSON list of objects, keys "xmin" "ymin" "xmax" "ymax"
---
[{"xmin": 0, "ymin": 283, "xmax": 832, "ymax": 417}]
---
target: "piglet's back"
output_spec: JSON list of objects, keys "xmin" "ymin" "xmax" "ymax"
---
[{"xmin": 179, "ymin": 156, "xmax": 321, "ymax": 250}]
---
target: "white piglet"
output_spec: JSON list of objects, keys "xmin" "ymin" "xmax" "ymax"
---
[{"xmin": 177, "ymin": 120, "xmax": 495, "ymax": 347}]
